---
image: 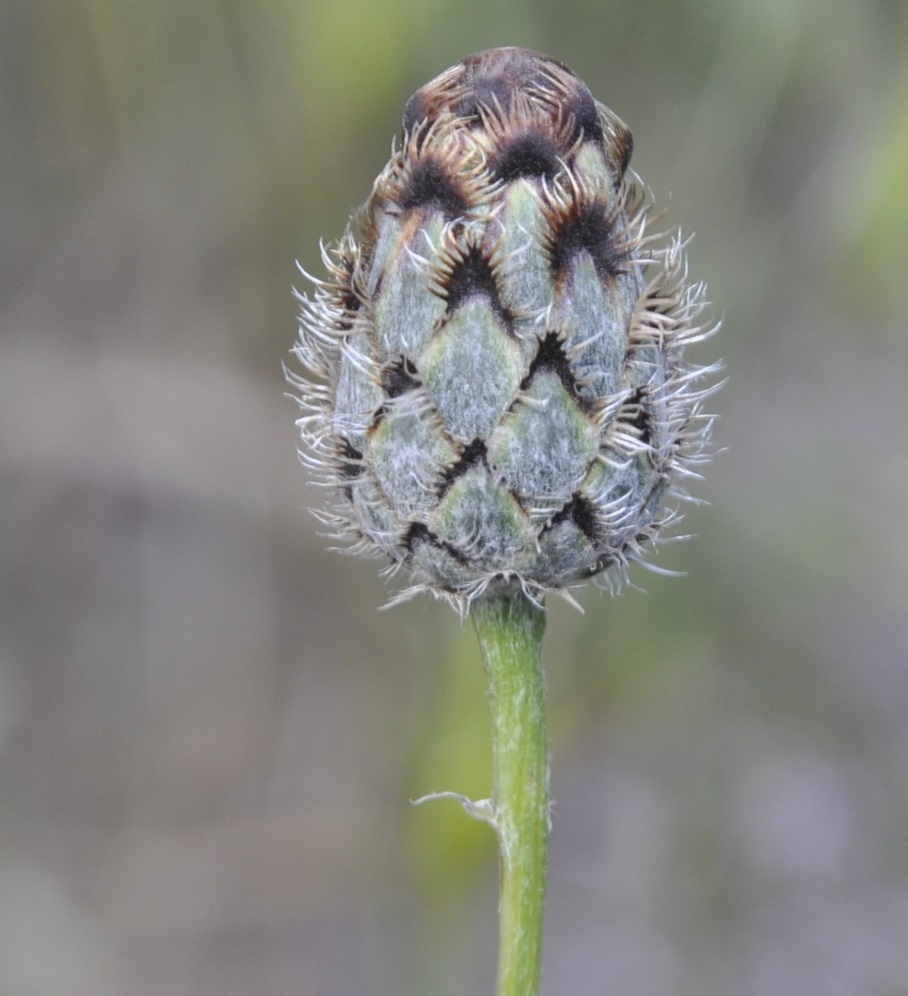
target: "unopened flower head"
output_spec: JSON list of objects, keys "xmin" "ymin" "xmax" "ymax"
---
[{"xmin": 289, "ymin": 47, "xmax": 721, "ymax": 612}]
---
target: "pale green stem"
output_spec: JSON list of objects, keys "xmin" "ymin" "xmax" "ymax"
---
[{"xmin": 471, "ymin": 592, "xmax": 549, "ymax": 996}]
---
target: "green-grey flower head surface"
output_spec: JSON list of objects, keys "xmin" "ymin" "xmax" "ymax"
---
[{"xmin": 289, "ymin": 47, "xmax": 721, "ymax": 613}]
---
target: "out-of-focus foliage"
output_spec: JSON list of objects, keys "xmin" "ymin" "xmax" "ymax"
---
[{"xmin": 1, "ymin": 1, "xmax": 907, "ymax": 994}]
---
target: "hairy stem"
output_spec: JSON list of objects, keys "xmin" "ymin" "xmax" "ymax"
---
[{"xmin": 472, "ymin": 593, "xmax": 549, "ymax": 996}]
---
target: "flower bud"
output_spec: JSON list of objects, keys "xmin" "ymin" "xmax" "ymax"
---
[{"xmin": 289, "ymin": 47, "xmax": 720, "ymax": 611}]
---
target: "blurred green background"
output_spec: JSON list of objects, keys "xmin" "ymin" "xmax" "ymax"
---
[{"xmin": 2, "ymin": 1, "xmax": 907, "ymax": 993}]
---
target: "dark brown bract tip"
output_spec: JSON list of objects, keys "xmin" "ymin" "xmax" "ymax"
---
[{"xmin": 454, "ymin": 48, "xmax": 578, "ymax": 118}]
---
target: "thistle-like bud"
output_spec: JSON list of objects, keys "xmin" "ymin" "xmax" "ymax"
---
[{"xmin": 289, "ymin": 47, "xmax": 720, "ymax": 611}]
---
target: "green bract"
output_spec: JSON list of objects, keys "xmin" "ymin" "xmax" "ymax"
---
[{"xmin": 289, "ymin": 47, "xmax": 720, "ymax": 611}]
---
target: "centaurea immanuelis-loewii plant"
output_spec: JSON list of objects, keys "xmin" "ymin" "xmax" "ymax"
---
[{"xmin": 288, "ymin": 47, "xmax": 721, "ymax": 995}]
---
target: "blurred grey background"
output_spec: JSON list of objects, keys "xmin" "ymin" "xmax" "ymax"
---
[{"xmin": 2, "ymin": 1, "xmax": 907, "ymax": 993}]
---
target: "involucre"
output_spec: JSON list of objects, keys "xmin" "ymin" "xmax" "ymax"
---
[{"xmin": 289, "ymin": 47, "xmax": 720, "ymax": 612}]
